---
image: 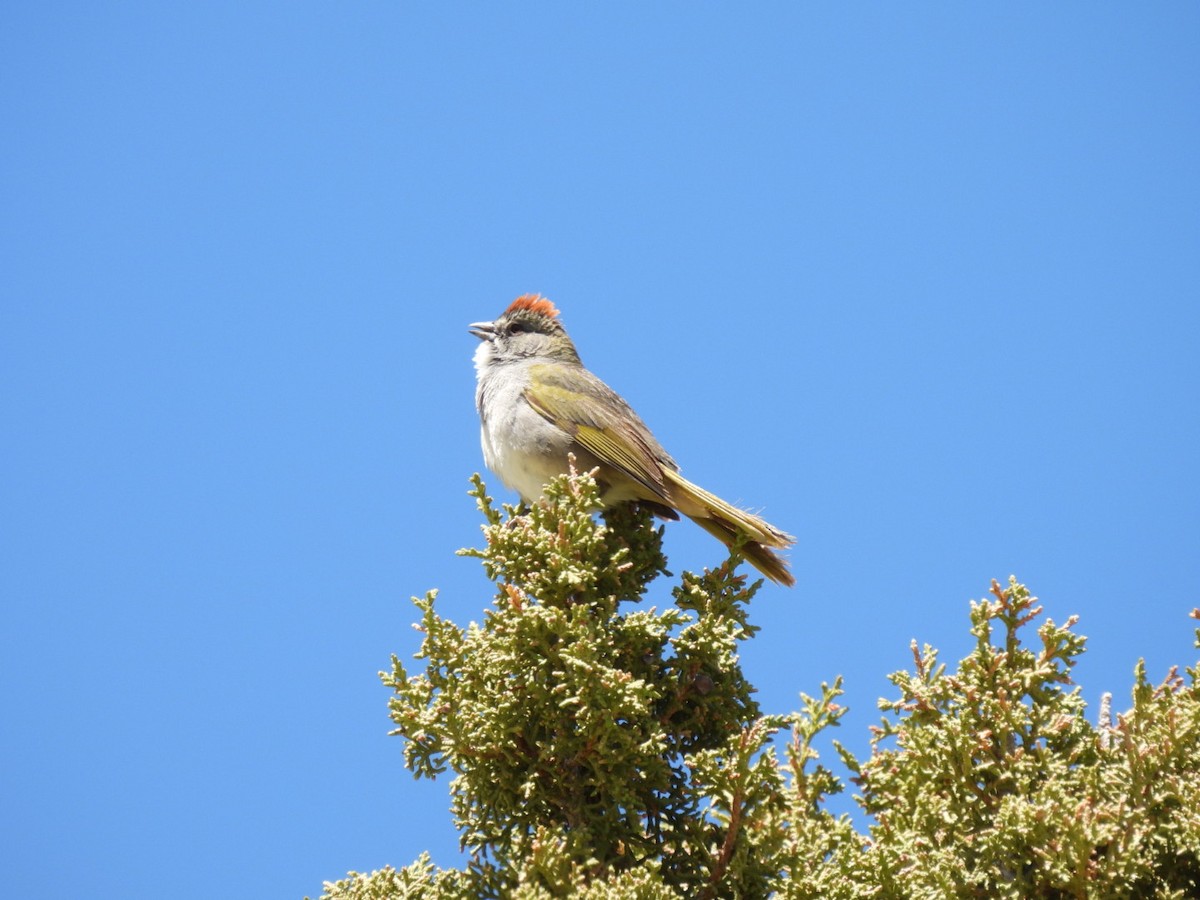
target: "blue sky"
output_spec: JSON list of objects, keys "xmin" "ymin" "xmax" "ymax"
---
[{"xmin": 3, "ymin": 4, "xmax": 1197, "ymax": 898}]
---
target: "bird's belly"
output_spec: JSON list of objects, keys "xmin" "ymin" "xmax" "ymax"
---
[{"xmin": 479, "ymin": 415, "xmax": 572, "ymax": 504}]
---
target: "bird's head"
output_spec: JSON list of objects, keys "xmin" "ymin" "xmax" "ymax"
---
[{"xmin": 470, "ymin": 294, "xmax": 582, "ymax": 369}]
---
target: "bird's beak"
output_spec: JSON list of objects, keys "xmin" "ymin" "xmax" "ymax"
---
[{"xmin": 469, "ymin": 320, "xmax": 496, "ymax": 341}]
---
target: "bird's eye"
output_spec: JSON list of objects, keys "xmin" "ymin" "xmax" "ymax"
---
[{"xmin": 508, "ymin": 322, "xmax": 526, "ymax": 335}]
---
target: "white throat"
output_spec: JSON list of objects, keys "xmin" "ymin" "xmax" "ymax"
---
[{"xmin": 473, "ymin": 339, "xmax": 498, "ymax": 378}]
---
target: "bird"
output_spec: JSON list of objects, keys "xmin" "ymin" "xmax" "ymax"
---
[{"xmin": 469, "ymin": 294, "xmax": 795, "ymax": 587}]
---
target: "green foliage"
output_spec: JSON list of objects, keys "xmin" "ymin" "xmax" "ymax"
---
[
  {"xmin": 855, "ymin": 581, "xmax": 1200, "ymax": 898},
  {"xmin": 314, "ymin": 471, "xmax": 1200, "ymax": 899}
]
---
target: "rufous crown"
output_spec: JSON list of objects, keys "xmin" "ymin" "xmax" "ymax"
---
[{"xmin": 505, "ymin": 294, "xmax": 560, "ymax": 319}]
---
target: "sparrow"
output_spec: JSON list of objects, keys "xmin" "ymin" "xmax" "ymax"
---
[{"xmin": 469, "ymin": 294, "xmax": 794, "ymax": 586}]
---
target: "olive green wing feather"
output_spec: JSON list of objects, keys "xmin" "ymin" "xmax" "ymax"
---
[{"xmin": 525, "ymin": 363, "xmax": 676, "ymax": 498}]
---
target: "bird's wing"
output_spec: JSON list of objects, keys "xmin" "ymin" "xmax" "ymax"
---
[{"xmin": 525, "ymin": 362, "xmax": 676, "ymax": 498}]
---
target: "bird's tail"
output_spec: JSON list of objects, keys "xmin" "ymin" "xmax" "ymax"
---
[{"xmin": 662, "ymin": 469, "xmax": 796, "ymax": 587}]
